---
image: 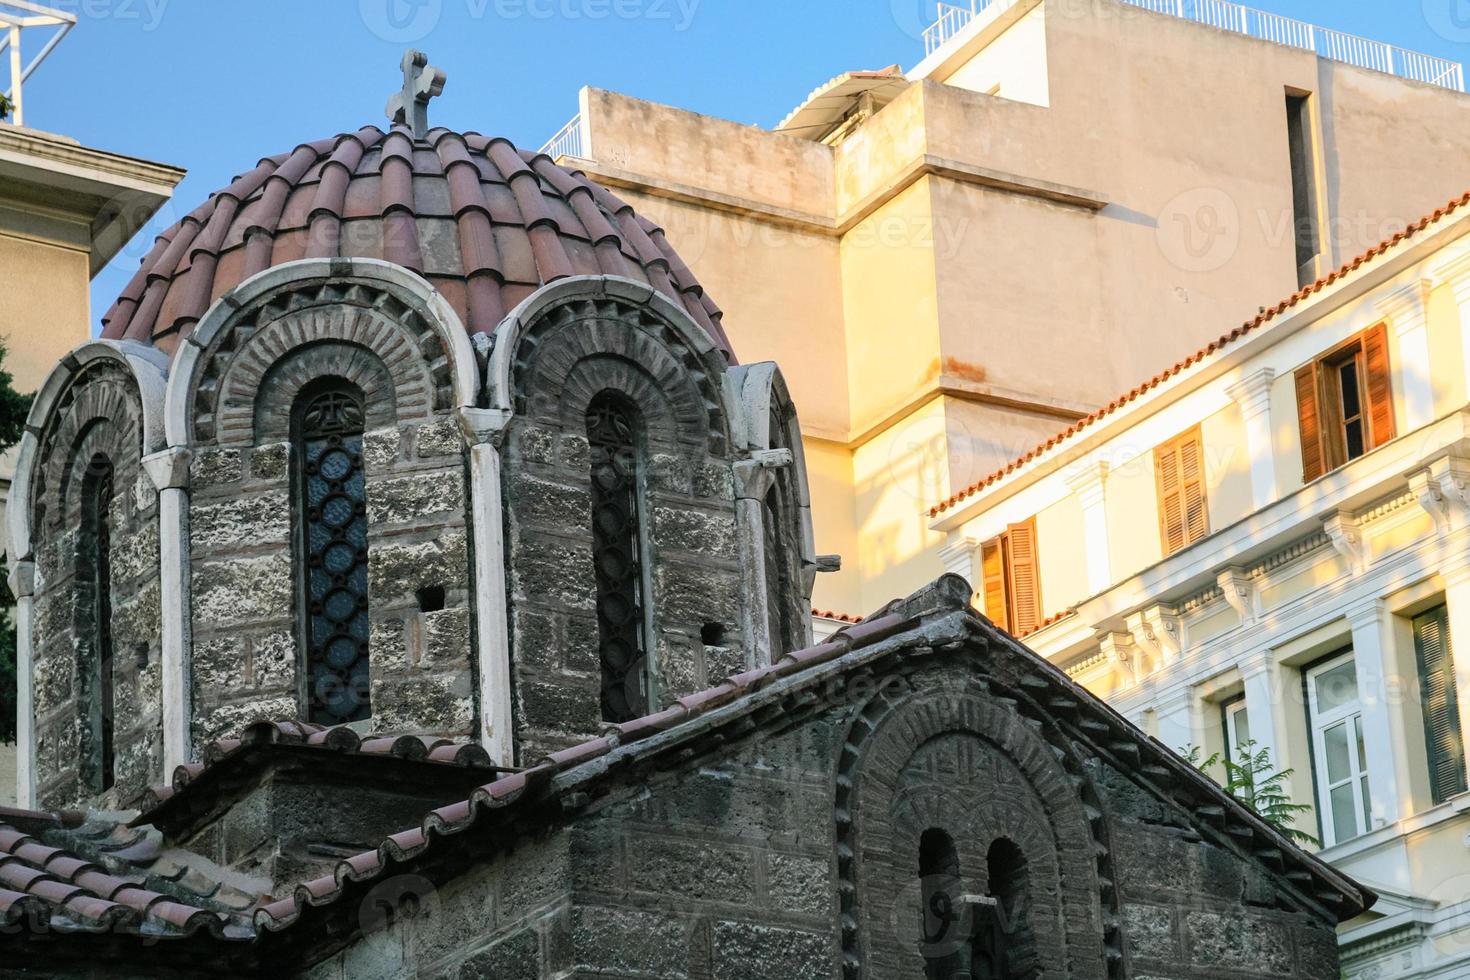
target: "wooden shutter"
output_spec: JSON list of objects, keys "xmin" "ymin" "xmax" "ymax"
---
[
  {"xmin": 980, "ymin": 538, "xmax": 1009, "ymax": 631},
  {"xmin": 1414, "ymin": 606, "xmax": 1467, "ymax": 804},
  {"xmin": 1156, "ymin": 429, "xmax": 1209, "ymax": 555},
  {"xmin": 1295, "ymin": 363, "xmax": 1324, "ymax": 483},
  {"xmin": 1363, "ymin": 322, "xmax": 1396, "ymax": 449},
  {"xmin": 1005, "ymin": 519, "xmax": 1042, "ymax": 635}
]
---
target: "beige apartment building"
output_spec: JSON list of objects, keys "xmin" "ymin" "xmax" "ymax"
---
[
  {"xmin": 927, "ymin": 182, "xmax": 1470, "ymax": 976},
  {"xmin": 541, "ymin": 0, "xmax": 1470, "ymax": 624},
  {"xmin": 0, "ymin": 120, "xmax": 183, "ymax": 802}
]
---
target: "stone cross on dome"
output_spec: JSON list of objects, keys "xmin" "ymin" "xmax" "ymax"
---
[{"xmin": 385, "ymin": 49, "xmax": 446, "ymax": 139}]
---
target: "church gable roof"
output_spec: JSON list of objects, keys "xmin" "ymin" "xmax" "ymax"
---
[
  {"xmin": 0, "ymin": 576, "xmax": 1374, "ymax": 970},
  {"xmin": 248, "ymin": 576, "xmax": 1373, "ymax": 945}
]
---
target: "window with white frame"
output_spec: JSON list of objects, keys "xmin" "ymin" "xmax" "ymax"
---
[
  {"xmin": 1306, "ymin": 652, "xmax": 1374, "ymax": 846},
  {"xmin": 1223, "ymin": 698, "xmax": 1251, "ymax": 763}
]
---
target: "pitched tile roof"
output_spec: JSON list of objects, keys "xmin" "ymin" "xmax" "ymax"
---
[
  {"xmin": 250, "ymin": 605, "xmax": 923, "ymax": 933},
  {"xmin": 138, "ymin": 720, "xmax": 496, "ymax": 819},
  {"xmin": 930, "ymin": 189, "xmax": 1470, "ymax": 517},
  {"xmin": 100, "ymin": 124, "xmax": 730, "ymax": 358},
  {"xmin": 0, "ymin": 806, "xmax": 257, "ymax": 941},
  {"xmin": 243, "ymin": 576, "xmax": 1372, "ymax": 937},
  {"xmin": 0, "ymin": 577, "xmax": 1374, "ymax": 964}
]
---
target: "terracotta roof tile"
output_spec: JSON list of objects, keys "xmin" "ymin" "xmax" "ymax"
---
[
  {"xmin": 0, "ymin": 817, "xmax": 241, "ymax": 939},
  {"xmin": 136, "ymin": 719, "xmax": 496, "ymax": 818},
  {"xmin": 930, "ymin": 189, "xmax": 1470, "ymax": 517},
  {"xmin": 100, "ymin": 123, "xmax": 732, "ymax": 355}
]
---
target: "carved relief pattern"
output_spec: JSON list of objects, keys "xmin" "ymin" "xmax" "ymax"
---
[{"xmin": 835, "ymin": 666, "xmax": 1121, "ymax": 980}]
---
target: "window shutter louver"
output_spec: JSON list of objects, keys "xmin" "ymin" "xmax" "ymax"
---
[
  {"xmin": 1414, "ymin": 606, "xmax": 1467, "ymax": 805},
  {"xmin": 1363, "ymin": 321, "xmax": 1396, "ymax": 449},
  {"xmin": 1157, "ymin": 443, "xmax": 1185, "ymax": 554},
  {"xmin": 1156, "ymin": 429, "xmax": 1209, "ymax": 555},
  {"xmin": 981, "ymin": 538, "xmax": 1009, "ymax": 631},
  {"xmin": 1005, "ymin": 519, "xmax": 1042, "ymax": 636},
  {"xmin": 1180, "ymin": 435, "xmax": 1209, "ymax": 544},
  {"xmin": 1295, "ymin": 363, "xmax": 1324, "ymax": 482}
]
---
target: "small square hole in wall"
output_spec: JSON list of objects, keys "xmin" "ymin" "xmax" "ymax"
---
[
  {"xmin": 417, "ymin": 586, "xmax": 447, "ymax": 614},
  {"xmin": 701, "ymin": 622, "xmax": 727, "ymax": 647},
  {"xmin": 134, "ymin": 644, "xmax": 150, "ymax": 670}
]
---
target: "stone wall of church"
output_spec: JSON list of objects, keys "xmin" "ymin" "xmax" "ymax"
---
[
  {"xmin": 29, "ymin": 364, "xmax": 163, "ymax": 809},
  {"xmin": 182, "ymin": 280, "xmax": 478, "ymax": 748},
  {"xmin": 501, "ymin": 296, "xmax": 751, "ymax": 763},
  {"xmin": 297, "ymin": 656, "xmax": 1346, "ymax": 979},
  {"xmin": 188, "ymin": 413, "xmax": 475, "ymax": 747}
]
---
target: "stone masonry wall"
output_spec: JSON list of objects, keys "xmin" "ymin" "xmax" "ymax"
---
[
  {"xmin": 296, "ymin": 655, "xmax": 1346, "ymax": 980},
  {"xmin": 502, "ymin": 296, "xmax": 750, "ymax": 762},
  {"xmin": 29, "ymin": 364, "xmax": 163, "ymax": 809},
  {"xmin": 189, "ymin": 410, "xmax": 474, "ymax": 746}
]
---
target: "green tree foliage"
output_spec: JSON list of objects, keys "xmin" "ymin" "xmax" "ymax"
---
[
  {"xmin": 0, "ymin": 93, "xmax": 11, "ymax": 122},
  {"xmin": 1181, "ymin": 740, "xmax": 1319, "ymax": 847},
  {"xmin": 0, "ymin": 342, "xmax": 35, "ymax": 744}
]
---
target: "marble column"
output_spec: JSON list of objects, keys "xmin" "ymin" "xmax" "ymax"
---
[
  {"xmin": 459, "ymin": 408, "xmax": 515, "ymax": 768},
  {"xmin": 143, "ymin": 447, "xmax": 194, "ymax": 774}
]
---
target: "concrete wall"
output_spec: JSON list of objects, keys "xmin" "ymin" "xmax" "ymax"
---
[{"xmin": 566, "ymin": 0, "xmax": 1470, "ymax": 617}]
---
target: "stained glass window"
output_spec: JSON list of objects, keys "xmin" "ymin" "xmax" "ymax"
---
[
  {"xmin": 295, "ymin": 383, "xmax": 371, "ymax": 725},
  {"xmin": 586, "ymin": 391, "xmax": 649, "ymax": 723}
]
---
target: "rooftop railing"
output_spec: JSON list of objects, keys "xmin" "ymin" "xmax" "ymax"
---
[
  {"xmin": 539, "ymin": 114, "xmax": 586, "ymax": 161},
  {"xmin": 922, "ymin": 0, "xmax": 1465, "ymax": 92}
]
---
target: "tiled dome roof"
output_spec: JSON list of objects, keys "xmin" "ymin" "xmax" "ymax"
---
[{"xmin": 101, "ymin": 124, "xmax": 730, "ymax": 358}]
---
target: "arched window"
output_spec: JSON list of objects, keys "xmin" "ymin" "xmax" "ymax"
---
[
  {"xmin": 79, "ymin": 454, "xmax": 115, "ymax": 793},
  {"xmin": 586, "ymin": 391, "xmax": 650, "ymax": 722},
  {"xmin": 293, "ymin": 381, "xmax": 371, "ymax": 725},
  {"xmin": 918, "ymin": 828, "xmax": 969, "ymax": 979},
  {"xmin": 974, "ymin": 838, "xmax": 1039, "ymax": 980}
]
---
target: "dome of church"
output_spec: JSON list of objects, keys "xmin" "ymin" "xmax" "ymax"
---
[{"xmin": 99, "ymin": 123, "xmax": 730, "ymax": 357}]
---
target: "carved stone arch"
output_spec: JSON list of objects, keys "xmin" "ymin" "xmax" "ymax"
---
[
  {"xmin": 164, "ymin": 257, "xmax": 478, "ymax": 450},
  {"xmin": 18, "ymin": 341, "xmax": 165, "ymax": 558},
  {"xmin": 252, "ymin": 340, "xmax": 398, "ymax": 445},
  {"xmin": 835, "ymin": 666, "xmax": 1118, "ymax": 980},
  {"xmin": 490, "ymin": 275, "xmax": 733, "ymax": 456}
]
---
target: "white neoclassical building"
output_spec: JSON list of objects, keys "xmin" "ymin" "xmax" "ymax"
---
[{"xmin": 931, "ymin": 193, "xmax": 1470, "ymax": 974}]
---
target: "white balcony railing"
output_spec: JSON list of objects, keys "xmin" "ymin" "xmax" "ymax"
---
[
  {"xmin": 539, "ymin": 114, "xmax": 586, "ymax": 161},
  {"xmin": 921, "ymin": 0, "xmax": 1465, "ymax": 92}
]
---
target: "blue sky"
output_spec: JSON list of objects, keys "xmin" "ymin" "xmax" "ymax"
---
[{"xmin": 12, "ymin": 0, "xmax": 1470, "ymax": 324}]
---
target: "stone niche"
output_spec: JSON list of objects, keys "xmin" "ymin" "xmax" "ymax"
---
[
  {"xmin": 500, "ymin": 294, "xmax": 751, "ymax": 761},
  {"xmin": 183, "ymin": 282, "xmax": 477, "ymax": 749},
  {"xmin": 29, "ymin": 359, "xmax": 164, "ymax": 810}
]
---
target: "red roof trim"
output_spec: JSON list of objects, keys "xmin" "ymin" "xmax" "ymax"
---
[
  {"xmin": 250, "ymin": 609, "xmax": 920, "ymax": 933},
  {"xmin": 929, "ymin": 190, "xmax": 1470, "ymax": 517}
]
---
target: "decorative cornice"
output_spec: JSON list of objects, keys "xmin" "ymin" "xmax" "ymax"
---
[
  {"xmin": 456, "ymin": 406, "xmax": 513, "ymax": 448},
  {"xmin": 1216, "ymin": 568, "xmax": 1257, "ymax": 625},
  {"xmin": 142, "ymin": 446, "xmax": 194, "ymax": 492},
  {"xmin": 1224, "ymin": 367, "xmax": 1276, "ymax": 419},
  {"xmin": 1375, "ymin": 278, "xmax": 1433, "ymax": 337},
  {"xmin": 1322, "ymin": 512, "xmax": 1368, "ymax": 574}
]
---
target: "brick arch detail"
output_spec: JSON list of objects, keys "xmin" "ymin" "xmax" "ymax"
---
[
  {"xmin": 835, "ymin": 670, "xmax": 1121, "ymax": 980},
  {"xmin": 203, "ymin": 298, "xmax": 436, "ymax": 448},
  {"xmin": 509, "ymin": 295, "xmax": 727, "ymax": 456},
  {"xmin": 33, "ymin": 362, "xmax": 144, "ymax": 534}
]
